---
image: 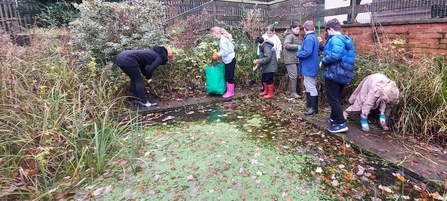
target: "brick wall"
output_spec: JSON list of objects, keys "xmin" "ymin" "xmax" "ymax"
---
[{"xmin": 341, "ymin": 20, "xmax": 447, "ymax": 61}]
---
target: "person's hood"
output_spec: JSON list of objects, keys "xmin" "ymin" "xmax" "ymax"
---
[
  {"xmin": 262, "ymin": 38, "xmax": 275, "ymax": 47},
  {"xmin": 329, "ymin": 34, "xmax": 354, "ymax": 50},
  {"xmin": 153, "ymin": 45, "xmax": 168, "ymax": 65},
  {"xmin": 284, "ymin": 28, "xmax": 298, "ymax": 36}
]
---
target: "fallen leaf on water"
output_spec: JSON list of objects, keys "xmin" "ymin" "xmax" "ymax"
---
[
  {"xmin": 104, "ymin": 185, "xmax": 113, "ymax": 194},
  {"xmin": 187, "ymin": 175, "xmax": 194, "ymax": 181},
  {"xmin": 343, "ymin": 171, "xmax": 354, "ymax": 180},
  {"xmin": 356, "ymin": 165, "xmax": 365, "ymax": 176},
  {"xmin": 378, "ymin": 185, "xmax": 392, "ymax": 193},
  {"xmin": 331, "ymin": 179, "xmax": 339, "ymax": 186},
  {"xmin": 392, "ymin": 172, "xmax": 407, "ymax": 182},
  {"xmin": 429, "ymin": 192, "xmax": 445, "ymax": 200},
  {"xmin": 262, "ymin": 190, "xmax": 268, "ymax": 196},
  {"xmin": 92, "ymin": 187, "xmax": 103, "ymax": 196}
]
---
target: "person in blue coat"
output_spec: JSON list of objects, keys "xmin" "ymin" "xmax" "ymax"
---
[
  {"xmin": 295, "ymin": 20, "xmax": 320, "ymax": 116},
  {"xmin": 321, "ymin": 18, "xmax": 356, "ymax": 133}
]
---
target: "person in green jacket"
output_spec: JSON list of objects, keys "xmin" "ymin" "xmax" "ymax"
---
[
  {"xmin": 283, "ymin": 21, "xmax": 302, "ymax": 99},
  {"xmin": 254, "ymin": 36, "xmax": 278, "ymax": 99}
]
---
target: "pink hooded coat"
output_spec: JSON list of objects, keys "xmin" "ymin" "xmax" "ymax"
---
[{"xmin": 345, "ymin": 73, "xmax": 398, "ymax": 118}]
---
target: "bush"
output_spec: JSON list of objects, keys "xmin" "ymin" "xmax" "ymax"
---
[
  {"xmin": 41, "ymin": 1, "xmax": 80, "ymax": 27},
  {"xmin": 69, "ymin": 0, "xmax": 167, "ymax": 63}
]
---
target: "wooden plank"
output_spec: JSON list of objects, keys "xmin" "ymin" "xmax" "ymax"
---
[{"xmin": 0, "ymin": 2, "xmax": 7, "ymax": 32}]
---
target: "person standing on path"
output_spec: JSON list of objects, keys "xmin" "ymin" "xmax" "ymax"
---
[
  {"xmin": 283, "ymin": 21, "xmax": 302, "ymax": 99},
  {"xmin": 295, "ymin": 20, "xmax": 321, "ymax": 116},
  {"xmin": 254, "ymin": 36, "xmax": 278, "ymax": 99},
  {"xmin": 343, "ymin": 73, "xmax": 400, "ymax": 131},
  {"xmin": 115, "ymin": 46, "xmax": 173, "ymax": 109},
  {"xmin": 322, "ymin": 18, "xmax": 356, "ymax": 133},
  {"xmin": 262, "ymin": 24, "xmax": 282, "ymax": 61},
  {"xmin": 211, "ymin": 27, "xmax": 236, "ymax": 99}
]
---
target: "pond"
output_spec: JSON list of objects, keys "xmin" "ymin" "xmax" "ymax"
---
[{"xmin": 74, "ymin": 99, "xmax": 439, "ymax": 200}]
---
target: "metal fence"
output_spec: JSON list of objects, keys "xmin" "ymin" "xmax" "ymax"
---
[
  {"xmin": 2, "ymin": 0, "xmax": 447, "ymax": 35},
  {"xmin": 168, "ymin": 0, "xmax": 447, "ymax": 30}
]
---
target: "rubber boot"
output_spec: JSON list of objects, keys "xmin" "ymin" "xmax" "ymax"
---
[
  {"xmin": 259, "ymin": 82, "xmax": 268, "ymax": 96},
  {"xmin": 263, "ymin": 84, "xmax": 274, "ymax": 99},
  {"xmin": 305, "ymin": 92, "xmax": 311, "ymax": 108},
  {"xmin": 304, "ymin": 96, "xmax": 318, "ymax": 115},
  {"xmin": 289, "ymin": 78, "xmax": 301, "ymax": 98},
  {"xmin": 222, "ymin": 82, "xmax": 235, "ymax": 98}
]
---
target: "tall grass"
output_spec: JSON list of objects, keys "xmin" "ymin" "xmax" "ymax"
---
[{"xmin": 0, "ymin": 28, "xmax": 136, "ymax": 200}]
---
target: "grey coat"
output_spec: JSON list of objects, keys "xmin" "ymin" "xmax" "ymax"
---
[
  {"xmin": 258, "ymin": 39, "xmax": 278, "ymax": 73},
  {"xmin": 283, "ymin": 28, "xmax": 300, "ymax": 65}
]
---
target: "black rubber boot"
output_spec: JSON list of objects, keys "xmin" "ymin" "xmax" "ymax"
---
[
  {"xmin": 305, "ymin": 92, "xmax": 311, "ymax": 108},
  {"xmin": 304, "ymin": 96, "xmax": 318, "ymax": 116}
]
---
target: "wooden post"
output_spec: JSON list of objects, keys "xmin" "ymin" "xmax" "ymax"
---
[{"xmin": 351, "ymin": 0, "xmax": 355, "ymax": 22}]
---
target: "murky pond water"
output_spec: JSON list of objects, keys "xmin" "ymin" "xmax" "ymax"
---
[{"xmin": 75, "ymin": 100, "xmax": 441, "ymax": 200}]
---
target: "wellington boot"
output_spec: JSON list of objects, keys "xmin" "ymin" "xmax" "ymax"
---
[
  {"xmin": 305, "ymin": 92, "xmax": 311, "ymax": 108},
  {"xmin": 304, "ymin": 96, "xmax": 318, "ymax": 115},
  {"xmin": 222, "ymin": 82, "xmax": 235, "ymax": 98},
  {"xmin": 263, "ymin": 84, "xmax": 274, "ymax": 99},
  {"xmin": 289, "ymin": 78, "xmax": 301, "ymax": 98},
  {"xmin": 259, "ymin": 82, "xmax": 268, "ymax": 96}
]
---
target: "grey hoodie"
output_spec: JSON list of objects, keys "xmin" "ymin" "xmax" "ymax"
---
[{"xmin": 283, "ymin": 28, "xmax": 300, "ymax": 65}]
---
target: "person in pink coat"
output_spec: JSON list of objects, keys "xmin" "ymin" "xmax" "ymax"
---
[{"xmin": 343, "ymin": 73, "xmax": 400, "ymax": 131}]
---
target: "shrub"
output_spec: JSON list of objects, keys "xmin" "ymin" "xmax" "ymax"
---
[
  {"xmin": 69, "ymin": 0, "xmax": 167, "ymax": 63},
  {"xmin": 41, "ymin": 1, "xmax": 80, "ymax": 27}
]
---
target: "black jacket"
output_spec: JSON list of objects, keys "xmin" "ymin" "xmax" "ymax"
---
[{"xmin": 115, "ymin": 46, "xmax": 168, "ymax": 79}]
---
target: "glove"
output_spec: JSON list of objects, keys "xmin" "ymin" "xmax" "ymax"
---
[
  {"xmin": 253, "ymin": 59, "xmax": 259, "ymax": 65},
  {"xmin": 318, "ymin": 37, "xmax": 323, "ymax": 43},
  {"xmin": 360, "ymin": 118, "xmax": 370, "ymax": 132},
  {"xmin": 379, "ymin": 114, "xmax": 389, "ymax": 130},
  {"xmin": 297, "ymin": 45, "xmax": 301, "ymax": 51},
  {"xmin": 212, "ymin": 53, "xmax": 219, "ymax": 60}
]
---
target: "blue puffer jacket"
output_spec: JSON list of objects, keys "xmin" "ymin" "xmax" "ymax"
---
[{"xmin": 322, "ymin": 34, "xmax": 355, "ymax": 85}]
